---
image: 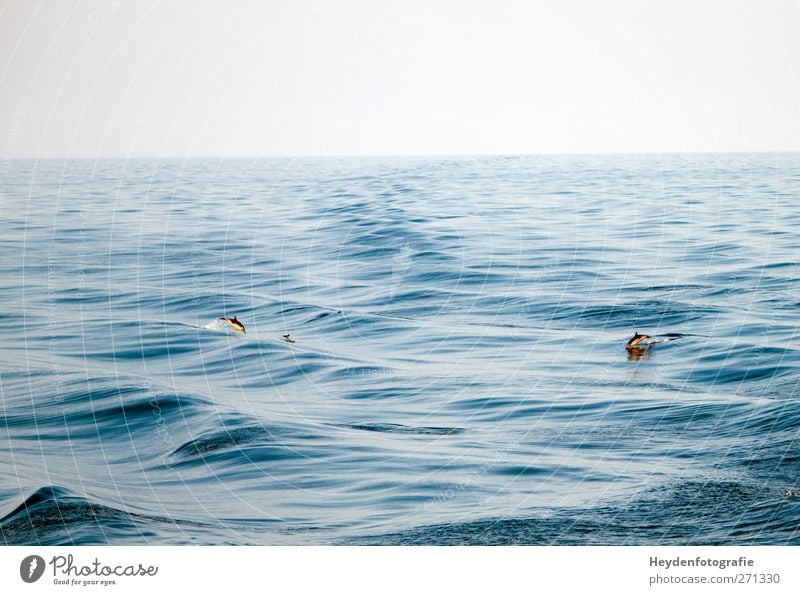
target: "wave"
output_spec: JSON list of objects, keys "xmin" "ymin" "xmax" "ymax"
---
[
  {"xmin": 0, "ymin": 486, "xmax": 196, "ymax": 546},
  {"xmin": 357, "ymin": 479, "xmax": 800, "ymax": 545}
]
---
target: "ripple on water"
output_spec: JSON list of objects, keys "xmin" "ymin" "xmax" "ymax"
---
[{"xmin": 3, "ymin": 154, "xmax": 800, "ymax": 544}]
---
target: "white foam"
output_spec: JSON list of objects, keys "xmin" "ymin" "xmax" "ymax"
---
[{"xmin": 203, "ymin": 319, "xmax": 240, "ymax": 334}]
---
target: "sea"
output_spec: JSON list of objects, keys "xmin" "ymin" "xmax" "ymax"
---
[{"xmin": 1, "ymin": 153, "xmax": 800, "ymax": 545}]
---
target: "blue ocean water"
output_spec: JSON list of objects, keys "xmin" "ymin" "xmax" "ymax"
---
[{"xmin": 2, "ymin": 153, "xmax": 800, "ymax": 545}]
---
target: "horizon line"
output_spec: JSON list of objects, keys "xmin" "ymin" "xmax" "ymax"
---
[{"xmin": 2, "ymin": 149, "xmax": 800, "ymax": 161}]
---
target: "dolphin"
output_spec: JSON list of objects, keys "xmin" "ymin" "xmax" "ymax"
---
[
  {"xmin": 625, "ymin": 331, "xmax": 651, "ymax": 350},
  {"xmin": 219, "ymin": 316, "xmax": 246, "ymax": 334}
]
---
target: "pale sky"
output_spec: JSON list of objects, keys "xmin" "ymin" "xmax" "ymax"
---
[{"xmin": 1, "ymin": 0, "xmax": 799, "ymax": 158}]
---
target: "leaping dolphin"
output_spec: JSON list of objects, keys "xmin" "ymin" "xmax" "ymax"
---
[{"xmin": 219, "ymin": 316, "xmax": 246, "ymax": 334}]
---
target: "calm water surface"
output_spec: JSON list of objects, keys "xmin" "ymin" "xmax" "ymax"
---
[{"xmin": 2, "ymin": 154, "xmax": 800, "ymax": 544}]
